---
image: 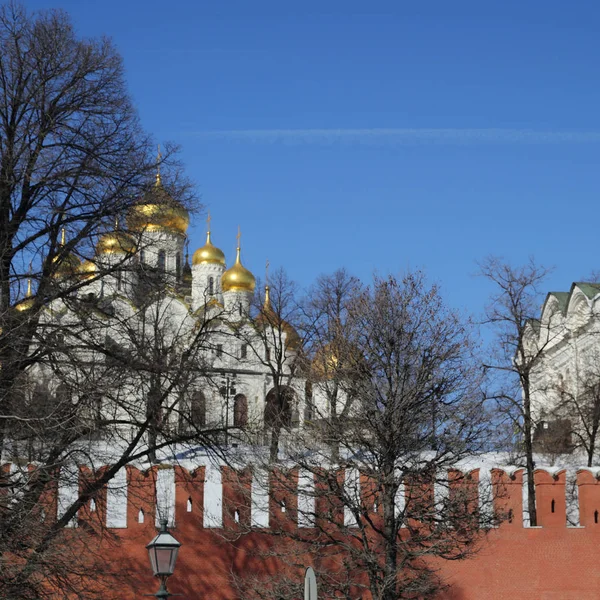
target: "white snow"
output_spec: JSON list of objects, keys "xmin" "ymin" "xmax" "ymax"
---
[
  {"xmin": 203, "ymin": 462, "xmax": 222, "ymax": 528},
  {"xmin": 105, "ymin": 467, "xmax": 128, "ymax": 528},
  {"xmin": 344, "ymin": 467, "xmax": 360, "ymax": 527},
  {"xmin": 155, "ymin": 467, "xmax": 176, "ymax": 528},
  {"xmin": 57, "ymin": 466, "xmax": 79, "ymax": 528},
  {"xmin": 251, "ymin": 466, "xmax": 270, "ymax": 528},
  {"xmin": 298, "ymin": 469, "xmax": 315, "ymax": 528}
]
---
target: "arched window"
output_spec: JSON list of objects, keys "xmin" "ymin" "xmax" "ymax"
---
[
  {"xmin": 233, "ymin": 394, "xmax": 248, "ymax": 428},
  {"xmin": 191, "ymin": 391, "xmax": 206, "ymax": 427},
  {"xmin": 264, "ymin": 387, "xmax": 294, "ymax": 429},
  {"xmin": 179, "ymin": 390, "xmax": 206, "ymax": 433},
  {"xmin": 208, "ymin": 276, "xmax": 214, "ymax": 295},
  {"xmin": 157, "ymin": 250, "xmax": 166, "ymax": 272},
  {"xmin": 116, "ymin": 269, "xmax": 122, "ymax": 291}
]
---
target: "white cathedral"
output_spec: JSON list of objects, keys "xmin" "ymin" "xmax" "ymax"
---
[
  {"xmin": 525, "ymin": 281, "xmax": 600, "ymax": 452},
  {"xmin": 14, "ymin": 171, "xmax": 337, "ymax": 451}
]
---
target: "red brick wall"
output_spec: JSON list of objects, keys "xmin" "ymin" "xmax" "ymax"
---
[{"xmin": 17, "ymin": 464, "xmax": 600, "ymax": 599}]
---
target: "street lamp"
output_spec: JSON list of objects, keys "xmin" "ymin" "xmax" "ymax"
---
[
  {"xmin": 146, "ymin": 518, "xmax": 181, "ymax": 598},
  {"xmin": 220, "ymin": 374, "xmax": 236, "ymax": 445}
]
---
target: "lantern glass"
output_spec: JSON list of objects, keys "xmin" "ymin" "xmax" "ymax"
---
[{"xmin": 146, "ymin": 520, "xmax": 181, "ymax": 578}]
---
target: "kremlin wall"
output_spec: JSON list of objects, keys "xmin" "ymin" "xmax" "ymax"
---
[{"xmin": 16, "ymin": 459, "xmax": 600, "ymax": 599}]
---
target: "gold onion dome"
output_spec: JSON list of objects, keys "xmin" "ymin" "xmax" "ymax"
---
[
  {"xmin": 312, "ymin": 340, "xmax": 364, "ymax": 380},
  {"xmin": 193, "ymin": 231, "xmax": 225, "ymax": 266},
  {"xmin": 221, "ymin": 236, "xmax": 255, "ymax": 293},
  {"xmin": 126, "ymin": 173, "xmax": 189, "ymax": 236},
  {"xmin": 52, "ymin": 228, "xmax": 81, "ymax": 278},
  {"xmin": 78, "ymin": 259, "xmax": 97, "ymax": 280},
  {"xmin": 96, "ymin": 222, "xmax": 136, "ymax": 255}
]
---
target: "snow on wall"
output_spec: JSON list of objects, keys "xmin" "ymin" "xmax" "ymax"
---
[
  {"xmin": 566, "ymin": 469, "xmax": 580, "ymax": 526},
  {"xmin": 10, "ymin": 459, "xmax": 600, "ymax": 532},
  {"xmin": 155, "ymin": 467, "xmax": 176, "ymax": 528},
  {"xmin": 434, "ymin": 470, "xmax": 449, "ymax": 514},
  {"xmin": 478, "ymin": 468, "xmax": 495, "ymax": 527},
  {"xmin": 522, "ymin": 470, "xmax": 531, "ymax": 527},
  {"xmin": 394, "ymin": 473, "xmax": 406, "ymax": 526},
  {"xmin": 106, "ymin": 467, "xmax": 128, "ymax": 528},
  {"xmin": 344, "ymin": 467, "xmax": 359, "ymax": 527},
  {"xmin": 203, "ymin": 462, "xmax": 223, "ymax": 528},
  {"xmin": 297, "ymin": 469, "xmax": 315, "ymax": 528},
  {"xmin": 251, "ymin": 467, "xmax": 270, "ymax": 527},
  {"xmin": 57, "ymin": 466, "xmax": 79, "ymax": 528}
]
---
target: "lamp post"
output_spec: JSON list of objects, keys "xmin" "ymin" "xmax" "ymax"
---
[
  {"xmin": 146, "ymin": 518, "xmax": 181, "ymax": 599},
  {"xmin": 220, "ymin": 374, "xmax": 236, "ymax": 445}
]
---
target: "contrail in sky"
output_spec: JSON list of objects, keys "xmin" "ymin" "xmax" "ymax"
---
[{"xmin": 189, "ymin": 128, "xmax": 600, "ymax": 145}]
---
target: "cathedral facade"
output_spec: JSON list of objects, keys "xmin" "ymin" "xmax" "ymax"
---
[
  {"xmin": 525, "ymin": 281, "xmax": 600, "ymax": 452},
  {"xmin": 14, "ymin": 172, "xmax": 326, "ymax": 450}
]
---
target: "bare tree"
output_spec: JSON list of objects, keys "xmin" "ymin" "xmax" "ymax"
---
[
  {"xmin": 302, "ymin": 269, "xmax": 363, "ymax": 461},
  {"xmin": 240, "ymin": 267, "xmax": 304, "ymax": 461},
  {"xmin": 236, "ymin": 271, "xmax": 494, "ymax": 600},
  {"xmin": 478, "ymin": 256, "xmax": 555, "ymax": 526},
  {"xmin": 0, "ymin": 5, "xmax": 229, "ymax": 598},
  {"xmin": 544, "ymin": 350, "xmax": 600, "ymax": 467}
]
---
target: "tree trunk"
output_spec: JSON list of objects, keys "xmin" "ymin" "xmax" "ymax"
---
[
  {"xmin": 522, "ymin": 384, "xmax": 537, "ymax": 526},
  {"xmin": 269, "ymin": 425, "xmax": 280, "ymax": 462}
]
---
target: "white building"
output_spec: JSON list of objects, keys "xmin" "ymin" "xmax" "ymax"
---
[
  {"xmin": 14, "ymin": 174, "xmax": 345, "ymax": 451},
  {"xmin": 524, "ymin": 282, "xmax": 600, "ymax": 450}
]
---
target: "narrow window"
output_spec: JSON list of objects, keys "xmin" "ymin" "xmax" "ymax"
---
[
  {"xmin": 238, "ymin": 303, "xmax": 242, "ymax": 317},
  {"xmin": 116, "ymin": 269, "xmax": 122, "ymax": 291},
  {"xmin": 187, "ymin": 497, "xmax": 193, "ymax": 513},
  {"xmin": 233, "ymin": 394, "xmax": 248, "ymax": 428},
  {"xmin": 140, "ymin": 249, "xmax": 145, "ymax": 264},
  {"xmin": 40, "ymin": 509, "xmax": 46, "ymax": 522},
  {"xmin": 595, "ymin": 510, "xmax": 598, "ymax": 524},
  {"xmin": 265, "ymin": 347, "xmax": 271, "ymax": 361},
  {"xmin": 208, "ymin": 276, "xmax": 214, "ymax": 295},
  {"xmin": 508, "ymin": 508, "xmax": 513, "ymax": 523},
  {"xmin": 216, "ymin": 344, "xmax": 223, "ymax": 358},
  {"xmin": 281, "ymin": 500, "xmax": 286, "ymax": 513},
  {"xmin": 551, "ymin": 499, "xmax": 555, "ymax": 513},
  {"xmin": 90, "ymin": 499, "xmax": 96, "ymax": 512},
  {"xmin": 241, "ymin": 344, "xmax": 247, "ymax": 359},
  {"xmin": 191, "ymin": 391, "xmax": 206, "ymax": 427},
  {"xmin": 234, "ymin": 510, "xmax": 240, "ymax": 523},
  {"xmin": 138, "ymin": 509, "xmax": 145, "ymax": 524},
  {"xmin": 176, "ymin": 252, "xmax": 181, "ymax": 281},
  {"xmin": 157, "ymin": 249, "xmax": 166, "ymax": 272}
]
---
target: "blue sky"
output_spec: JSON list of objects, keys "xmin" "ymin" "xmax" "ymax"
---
[{"xmin": 24, "ymin": 0, "xmax": 600, "ymax": 318}]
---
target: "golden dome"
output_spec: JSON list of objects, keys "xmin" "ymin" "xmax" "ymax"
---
[
  {"xmin": 126, "ymin": 178, "xmax": 189, "ymax": 236},
  {"xmin": 221, "ymin": 246, "xmax": 255, "ymax": 293},
  {"xmin": 15, "ymin": 279, "xmax": 34, "ymax": 312},
  {"xmin": 52, "ymin": 228, "xmax": 81, "ymax": 278},
  {"xmin": 96, "ymin": 230, "xmax": 136, "ymax": 255},
  {"xmin": 312, "ymin": 340, "xmax": 364, "ymax": 380},
  {"xmin": 312, "ymin": 343, "xmax": 340, "ymax": 380},
  {"xmin": 192, "ymin": 231, "xmax": 225, "ymax": 266},
  {"xmin": 78, "ymin": 259, "xmax": 97, "ymax": 280},
  {"xmin": 255, "ymin": 285, "xmax": 301, "ymax": 350}
]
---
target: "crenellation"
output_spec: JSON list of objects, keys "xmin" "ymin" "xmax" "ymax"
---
[{"xmin": 14, "ymin": 462, "xmax": 600, "ymax": 532}]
